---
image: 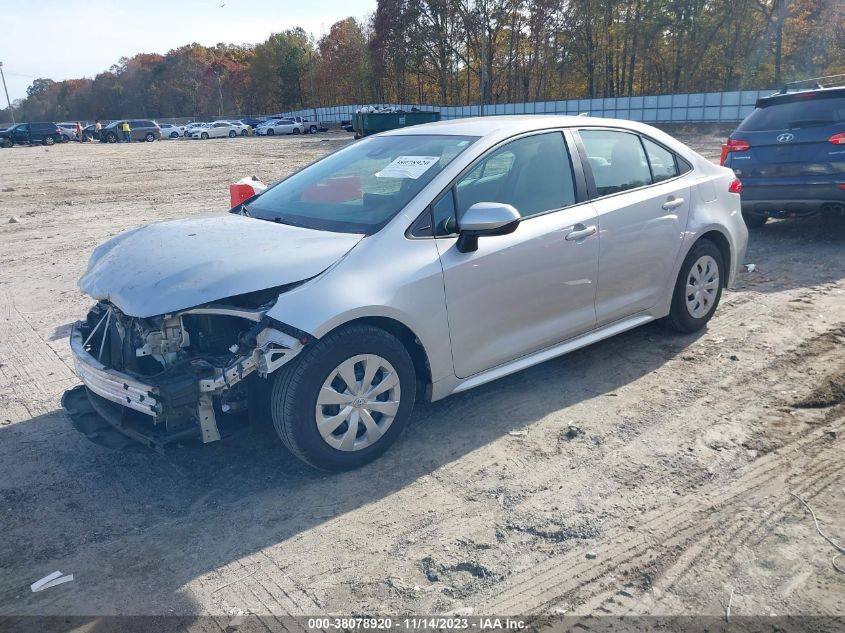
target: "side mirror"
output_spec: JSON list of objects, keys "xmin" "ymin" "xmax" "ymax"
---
[{"xmin": 456, "ymin": 202, "xmax": 521, "ymax": 253}]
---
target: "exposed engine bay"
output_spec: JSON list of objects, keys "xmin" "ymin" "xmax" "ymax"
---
[{"xmin": 71, "ymin": 299, "xmax": 307, "ymax": 448}]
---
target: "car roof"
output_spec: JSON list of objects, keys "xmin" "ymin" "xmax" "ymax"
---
[
  {"xmin": 379, "ymin": 115, "xmax": 707, "ymax": 168},
  {"xmin": 380, "ymin": 114, "xmax": 654, "ymax": 137}
]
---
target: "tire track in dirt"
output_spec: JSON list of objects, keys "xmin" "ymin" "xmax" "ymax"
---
[
  {"xmin": 573, "ymin": 449, "xmax": 844, "ymax": 618},
  {"xmin": 484, "ymin": 422, "xmax": 843, "ymax": 614}
]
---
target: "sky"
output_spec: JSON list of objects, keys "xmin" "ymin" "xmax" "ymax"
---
[{"xmin": 0, "ymin": 0, "xmax": 377, "ymax": 103}]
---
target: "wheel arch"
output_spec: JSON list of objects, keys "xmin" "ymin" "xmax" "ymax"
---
[
  {"xmin": 315, "ymin": 315, "xmax": 433, "ymax": 401},
  {"xmin": 696, "ymin": 229, "xmax": 731, "ymax": 287}
]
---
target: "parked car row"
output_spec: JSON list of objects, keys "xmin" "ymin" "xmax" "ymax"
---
[{"xmin": 1, "ymin": 115, "xmax": 330, "ymax": 148}]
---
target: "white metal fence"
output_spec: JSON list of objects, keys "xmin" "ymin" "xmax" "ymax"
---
[{"xmin": 269, "ymin": 88, "xmax": 777, "ymax": 125}]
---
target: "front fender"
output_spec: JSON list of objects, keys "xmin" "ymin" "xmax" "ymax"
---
[{"xmin": 265, "ymin": 234, "xmax": 454, "ymax": 385}]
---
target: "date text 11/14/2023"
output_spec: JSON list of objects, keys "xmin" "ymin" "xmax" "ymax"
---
[{"xmin": 306, "ymin": 617, "xmax": 527, "ymax": 630}]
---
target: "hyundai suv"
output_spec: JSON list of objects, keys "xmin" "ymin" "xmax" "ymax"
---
[{"xmin": 721, "ymin": 81, "xmax": 845, "ymax": 227}]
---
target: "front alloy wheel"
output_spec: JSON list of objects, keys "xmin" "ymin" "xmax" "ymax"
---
[{"xmin": 270, "ymin": 324, "xmax": 416, "ymax": 470}]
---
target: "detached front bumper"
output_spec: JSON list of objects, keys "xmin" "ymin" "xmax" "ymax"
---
[{"xmin": 70, "ymin": 322, "xmax": 160, "ymax": 418}]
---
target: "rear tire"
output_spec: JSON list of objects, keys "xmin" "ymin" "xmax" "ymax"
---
[
  {"xmin": 241, "ymin": 129, "xmax": 248, "ymax": 136},
  {"xmin": 267, "ymin": 128, "xmax": 275, "ymax": 136},
  {"xmin": 201, "ymin": 132, "xmax": 209, "ymax": 140},
  {"xmin": 61, "ymin": 134, "xmax": 69, "ymax": 143},
  {"xmin": 169, "ymin": 132, "xmax": 179, "ymax": 139},
  {"xmin": 292, "ymin": 127, "xmax": 300, "ymax": 135},
  {"xmin": 43, "ymin": 136, "xmax": 55, "ymax": 146},
  {"xmin": 661, "ymin": 239, "xmax": 725, "ymax": 333},
  {"xmin": 228, "ymin": 130, "xmax": 236, "ymax": 137},
  {"xmin": 269, "ymin": 325, "xmax": 416, "ymax": 471},
  {"xmin": 309, "ymin": 125, "xmax": 318, "ymax": 134},
  {"xmin": 107, "ymin": 133, "xmax": 118, "ymax": 143},
  {"xmin": 145, "ymin": 132, "xmax": 155, "ymax": 142},
  {"xmin": 742, "ymin": 211, "xmax": 768, "ymax": 228}
]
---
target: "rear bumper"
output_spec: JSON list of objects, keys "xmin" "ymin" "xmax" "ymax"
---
[{"xmin": 741, "ymin": 182, "xmax": 845, "ymax": 215}]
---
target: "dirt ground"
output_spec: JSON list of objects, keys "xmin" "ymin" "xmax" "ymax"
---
[{"xmin": 0, "ymin": 127, "xmax": 843, "ymax": 627}]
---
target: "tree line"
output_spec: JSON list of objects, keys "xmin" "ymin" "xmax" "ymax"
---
[{"xmin": 3, "ymin": 0, "xmax": 843, "ymax": 123}]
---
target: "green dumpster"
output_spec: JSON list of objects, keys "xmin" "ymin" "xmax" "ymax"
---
[{"xmin": 352, "ymin": 111, "xmax": 441, "ymax": 138}]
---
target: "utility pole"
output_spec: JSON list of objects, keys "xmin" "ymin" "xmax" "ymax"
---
[
  {"xmin": 214, "ymin": 71, "xmax": 223, "ymax": 118},
  {"xmin": 308, "ymin": 48, "xmax": 318, "ymax": 123},
  {"xmin": 0, "ymin": 62, "xmax": 15, "ymax": 125}
]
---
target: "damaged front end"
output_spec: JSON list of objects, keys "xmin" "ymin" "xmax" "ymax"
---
[{"xmin": 69, "ymin": 299, "xmax": 306, "ymax": 449}]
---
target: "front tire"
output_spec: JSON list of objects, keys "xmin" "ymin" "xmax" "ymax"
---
[
  {"xmin": 229, "ymin": 130, "xmax": 236, "ymax": 137},
  {"xmin": 107, "ymin": 132, "xmax": 118, "ymax": 143},
  {"xmin": 201, "ymin": 132, "xmax": 209, "ymax": 140},
  {"xmin": 662, "ymin": 239, "xmax": 724, "ymax": 333},
  {"xmin": 267, "ymin": 128, "xmax": 275, "ymax": 136},
  {"xmin": 270, "ymin": 325, "xmax": 416, "ymax": 471},
  {"xmin": 43, "ymin": 136, "xmax": 55, "ymax": 146},
  {"xmin": 309, "ymin": 125, "xmax": 318, "ymax": 134},
  {"xmin": 292, "ymin": 127, "xmax": 300, "ymax": 135},
  {"xmin": 61, "ymin": 134, "xmax": 69, "ymax": 143},
  {"xmin": 170, "ymin": 132, "xmax": 179, "ymax": 139}
]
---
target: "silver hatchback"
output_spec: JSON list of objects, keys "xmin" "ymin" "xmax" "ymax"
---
[{"xmin": 70, "ymin": 116, "xmax": 748, "ymax": 470}]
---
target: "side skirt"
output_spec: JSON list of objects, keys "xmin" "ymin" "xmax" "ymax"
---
[{"xmin": 448, "ymin": 313, "xmax": 654, "ymax": 396}]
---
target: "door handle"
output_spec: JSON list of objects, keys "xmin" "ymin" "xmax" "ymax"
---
[
  {"xmin": 565, "ymin": 224, "xmax": 597, "ymax": 241},
  {"xmin": 662, "ymin": 197, "xmax": 685, "ymax": 210}
]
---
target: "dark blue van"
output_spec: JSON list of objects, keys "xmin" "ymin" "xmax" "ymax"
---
[{"xmin": 721, "ymin": 82, "xmax": 845, "ymax": 227}]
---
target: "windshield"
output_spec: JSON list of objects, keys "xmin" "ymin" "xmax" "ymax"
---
[
  {"xmin": 247, "ymin": 134, "xmax": 477, "ymax": 234},
  {"xmin": 738, "ymin": 96, "xmax": 845, "ymax": 131}
]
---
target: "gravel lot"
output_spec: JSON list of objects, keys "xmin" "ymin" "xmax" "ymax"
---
[{"xmin": 0, "ymin": 128, "xmax": 843, "ymax": 626}]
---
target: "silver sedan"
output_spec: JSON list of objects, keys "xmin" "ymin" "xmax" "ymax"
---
[{"xmin": 69, "ymin": 116, "xmax": 747, "ymax": 470}]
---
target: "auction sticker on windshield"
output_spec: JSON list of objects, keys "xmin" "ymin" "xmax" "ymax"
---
[{"xmin": 375, "ymin": 156, "xmax": 440, "ymax": 179}]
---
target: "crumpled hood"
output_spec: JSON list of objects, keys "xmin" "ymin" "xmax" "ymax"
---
[{"xmin": 79, "ymin": 214, "xmax": 363, "ymax": 317}]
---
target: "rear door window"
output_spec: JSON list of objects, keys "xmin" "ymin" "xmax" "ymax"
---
[{"xmin": 579, "ymin": 129, "xmax": 652, "ymax": 196}]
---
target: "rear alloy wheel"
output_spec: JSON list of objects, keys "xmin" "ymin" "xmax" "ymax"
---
[
  {"xmin": 662, "ymin": 239, "xmax": 724, "ymax": 333},
  {"xmin": 292, "ymin": 127, "xmax": 300, "ymax": 135},
  {"xmin": 309, "ymin": 125, "xmax": 318, "ymax": 134},
  {"xmin": 201, "ymin": 132, "xmax": 209, "ymax": 140},
  {"xmin": 742, "ymin": 211, "xmax": 768, "ymax": 228},
  {"xmin": 107, "ymin": 132, "xmax": 118, "ymax": 143},
  {"xmin": 169, "ymin": 132, "xmax": 179, "ymax": 139},
  {"xmin": 229, "ymin": 130, "xmax": 236, "ymax": 138},
  {"xmin": 43, "ymin": 136, "xmax": 55, "ymax": 146},
  {"xmin": 241, "ymin": 129, "xmax": 248, "ymax": 136},
  {"xmin": 270, "ymin": 325, "xmax": 416, "ymax": 471},
  {"xmin": 145, "ymin": 132, "xmax": 155, "ymax": 142}
]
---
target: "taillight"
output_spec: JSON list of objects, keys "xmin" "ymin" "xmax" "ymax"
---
[
  {"xmin": 728, "ymin": 178, "xmax": 742, "ymax": 194},
  {"xmin": 720, "ymin": 138, "xmax": 750, "ymax": 165},
  {"xmin": 829, "ymin": 133, "xmax": 845, "ymax": 145}
]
